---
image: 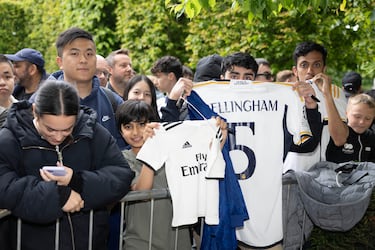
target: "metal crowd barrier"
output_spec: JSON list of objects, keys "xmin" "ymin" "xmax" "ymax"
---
[
  {"xmin": 0, "ymin": 188, "xmax": 173, "ymax": 250},
  {"xmin": 119, "ymin": 188, "xmax": 172, "ymax": 250},
  {"xmin": 0, "ymin": 178, "xmax": 312, "ymax": 250}
]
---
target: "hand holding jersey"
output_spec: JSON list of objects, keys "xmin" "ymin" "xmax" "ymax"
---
[
  {"xmin": 215, "ymin": 116, "xmax": 229, "ymax": 149},
  {"xmin": 168, "ymin": 77, "xmax": 193, "ymax": 101},
  {"xmin": 292, "ymin": 81, "xmax": 318, "ymax": 109},
  {"xmin": 284, "ymin": 78, "xmax": 347, "ymax": 172},
  {"xmin": 312, "ymin": 73, "xmax": 349, "ymax": 147},
  {"xmin": 143, "ymin": 122, "xmax": 160, "ymax": 141},
  {"xmin": 311, "ymin": 72, "xmax": 334, "ymax": 99}
]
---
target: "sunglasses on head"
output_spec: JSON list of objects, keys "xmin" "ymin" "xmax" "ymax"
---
[{"xmin": 257, "ymin": 72, "xmax": 273, "ymax": 80}]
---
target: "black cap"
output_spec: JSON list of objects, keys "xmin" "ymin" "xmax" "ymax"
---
[
  {"xmin": 193, "ymin": 54, "xmax": 223, "ymax": 82},
  {"xmin": 342, "ymin": 71, "xmax": 362, "ymax": 96}
]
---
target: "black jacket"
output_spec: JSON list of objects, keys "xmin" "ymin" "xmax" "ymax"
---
[
  {"xmin": 0, "ymin": 101, "xmax": 134, "ymax": 250},
  {"xmin": 326, "ymin": 126, "xmax": 375, "ymax": 163}
]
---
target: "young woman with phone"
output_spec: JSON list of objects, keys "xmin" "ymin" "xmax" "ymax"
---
[{"xmin": 0, "ymin": 80, "xmax": 134, "ymax": 250}]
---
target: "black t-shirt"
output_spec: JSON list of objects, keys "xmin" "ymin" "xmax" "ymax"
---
[
  {"xmin": 326, "ymin": 126, "xmax": 375, "ymax": 163},
  {"xmin": 13, "ymin": 86, "xmax": 34, "ymax": 101}
]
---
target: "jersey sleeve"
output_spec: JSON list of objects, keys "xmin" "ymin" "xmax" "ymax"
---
[
  {"xmin": 206, "ymin": 136, "xmax": 226, "ymax": 178},
  {"xmin": 313, "ymin": 83, "xmax": 347, "ymax": 122},
  {"xmin": 287, "ymin": 89, "xmax": 313, "ymax": 146},
  {"xmin": 136, "ymin": 124, "xmax": 168, "ymax": 171}
]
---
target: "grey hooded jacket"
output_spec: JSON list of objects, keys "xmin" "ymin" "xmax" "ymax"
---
[{"xmin": 284, "ymin": 161, "xmax": 375, "ymax": 249}]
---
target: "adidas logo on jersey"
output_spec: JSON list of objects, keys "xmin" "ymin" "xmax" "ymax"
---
[{"xmin": 182, "ymin": 141, "xmax": 192, "ymax": 149}]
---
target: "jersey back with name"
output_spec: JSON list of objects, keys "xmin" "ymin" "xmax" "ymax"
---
[{"xmin": 193, "ymin": 80, "xmax": 311, "ymax": 247}]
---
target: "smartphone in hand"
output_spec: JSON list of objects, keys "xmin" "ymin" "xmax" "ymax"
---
[{"xmin": 42, "ymin": 166, "xmax": 66, "ymax": 176}]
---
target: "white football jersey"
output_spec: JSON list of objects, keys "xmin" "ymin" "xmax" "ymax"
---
[
  {"xmin": 283, "ymin": 82, "xmax": 347, "ymax": 172},
  {"xmin": 136, "ymin": 119, "xmax": 225, "ymax": 227},
  {"xmin": 193, "ymin": 80, "xmax": 311, "ymax": 247}
]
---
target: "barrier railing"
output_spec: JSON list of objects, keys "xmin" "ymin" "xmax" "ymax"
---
[
  {"xmin": 119, "ymin": 188, "xmax": 171, "ymax": 250},
  {"xmin": 0, "ymin": 188, "xmax": 173, "ymax": 250},
  {"xmin": 0, "ymin": 178, "xmax": 305, "ymax": 250},
  {"xmin": 4, "ymin": 173, "xmax": 374, "ymax": 250}
]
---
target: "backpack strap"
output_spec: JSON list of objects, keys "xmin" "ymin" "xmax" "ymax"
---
[
  {"xmin": 101, "ymin": 87, "xmax": 118, "ymax": 113},
  {"xmin": 342, "ymin": 170, "xmax": 369, "ymax": 185}
]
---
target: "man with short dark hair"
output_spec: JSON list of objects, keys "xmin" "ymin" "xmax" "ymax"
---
[
  {"xmin": 151, "ymin": 55, "xmax": 193, "ymax": 121},
  {"xmin": 284, "ymin": 41, "xmax": 347, "ymax": 172},
  {"xmin": 48, "ymin": 27, "xmax": 125, "ymax": 149},
  {"xmin": 48, "ymin": 27, "xmax": 127, "ymax": 250},
  {"xmin": 5, "ymin": 48, "xmax": 47, "ymax": 100},
  {"xmin": 220, "ymin": 52, "xmax": 258, "ymax": 80},
  {"xmin": 151, "ymin": 55, "xmax": 183, "ymax": 94}
]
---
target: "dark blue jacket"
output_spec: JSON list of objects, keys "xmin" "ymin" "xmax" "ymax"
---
[
  {"xmin": 0, "ymin": 101, "xmax": 134, "ymax": 250},
  {"xmin": 47, "ymin": 71, "xmax": 126, "ymax": 149},
  {"xmin": 187, "ymin": 91, "xmax": 249, "ymax": 250}
]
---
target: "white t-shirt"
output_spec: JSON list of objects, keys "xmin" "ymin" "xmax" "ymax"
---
[
  {"xmin": 136, "ymin": 119, "xmax": 225, "ymax": 227},
  {"xmin": 283, "ymin": 82, "xmax": 347, "ymax": 172},
  {"xmin": 193, "ymin": 80, "xmax": 311, "ymax": 247}
]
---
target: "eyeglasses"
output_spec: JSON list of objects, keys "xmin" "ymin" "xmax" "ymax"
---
[
  {"xmin": 95, "ymin": 70, "xmax": 109, "ymax": 78},
  {"xmin": 257, "ymin": 72, "xmax": 273, "ymax": 80}
]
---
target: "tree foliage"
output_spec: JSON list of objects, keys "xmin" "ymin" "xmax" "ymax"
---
[
  {"xmin": 2, "ymin": 0, "xmax": 121, "ymax": 72},
  {"xmin": 59, "ymin": 0, "xmax": 120, "ymax": 56},
  {"xmin": 0, "ymin": 1, "xmax": 30, "ymax": 53},
  {"xmin": 167, "ymin": 0, "xmax": 340, "ymax": 19},
  {"xmin": 19, "ymin": 0, "xmax": 64, "ymax": 72},
  {"xmin": 115, "ymin": 0, "xmax": 190, "ymax": 74},
  {"xmin": 175, "ymin": 0, "xmax": 375, "ymax": 85},
  {"xmin": 0, "ymin": 0, "xmax": 373, "ymax": 87}
]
